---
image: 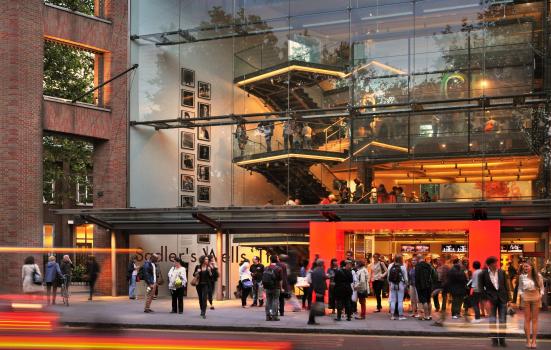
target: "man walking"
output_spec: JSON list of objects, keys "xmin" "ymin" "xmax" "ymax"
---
[
  {"xmin": 307, "ymin": 259, "xmax": 327, "ymax": 325},
  {"xmin": 415, "ymin": 254, "xmax": 435, "ymax": 320},
  {"xmin": 277, "ymin": 254, "xmax": 290, "ymax": 317},
  {"xmin": 369, "ymin": 253, "xmax": 388, "ymax": 312},
  {"xmin": 143, "ymin": 253, "xmax": 159, "ymax": 313},
  {"xmin": 480, "ymin": 256, "xmax": 510, "ymax": 347},
  {"xmin": 263, "ymin": 255, "xmax": 283, "ymax": 321},
  {"xmin": 250, "ymin": 256, "xmax": 265, "ymax": 307}
]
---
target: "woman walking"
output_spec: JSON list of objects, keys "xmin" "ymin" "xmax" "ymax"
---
[
  {"xmin": 127, "ymin": 255, "xmax": 138, "ymax": 299},
  {"xmin": 44, "ymin": 256, "xmax": 62, "ymax": 305},
  {"xmin": 519, "ymin": 262, "xmax": 544, "ymax": 348},
  {"xmin": 21, "ymin": 256, "xmax": 43, "ymax": 295},
  {"xmin": 193, "ymin": 255, "xmax": 213, "ymax": 318},
  {"xmin": 207, "ymin": 255, "xmax": 219, "ymax": 310},
  {"xmin": 447, "ymin": 261, "xmax": 468, "ymax": 319},
  {"xmin": 60, "ymin": 255, "xmax": 74, "ymax": 293},
  {"xmin": 239, "ymin": 259, "xmax": 253, "ymax": 308},
  {"xmin": 387, "ymin": 254, "xmax": 408, "ymax": 320},
  {"xmin": 355, "ymin": 260, "xmax": 370, "ymax": 319},
  {"xmin": 168, "ymin": 258, "xmax": 187, "ymax": 314},
  {"xmin": 327, "ymin": 259, "xmax": 338, "ymax": 314},
  {"xmin": 408, "ymin": 257, "xmax": 420, "ymax": 318}
]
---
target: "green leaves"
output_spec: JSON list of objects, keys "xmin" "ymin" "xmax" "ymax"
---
[{"xmin": 45, "ymin": 0, "xmax": 94, "ymax": 15}]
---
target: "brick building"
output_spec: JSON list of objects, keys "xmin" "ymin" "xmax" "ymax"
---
[{"xmin": 0, "ymin": 0, "xmax": 129, "ymax": 295}]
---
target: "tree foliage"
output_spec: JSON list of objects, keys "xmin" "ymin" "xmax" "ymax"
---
[
  {"xmin": 43, "ymin": 41, "xmax": 95, "ymax": 104},
  {"xmin": 45, "ymin": 0, "xmax": 94, "ymax": 15}
]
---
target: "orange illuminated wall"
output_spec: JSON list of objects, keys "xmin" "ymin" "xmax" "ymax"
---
[{"xmin": 309, "ymin": 220, "xmax": 500, "ymax": 271}]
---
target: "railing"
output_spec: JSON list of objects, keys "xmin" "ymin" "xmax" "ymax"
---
[{"xmin": 309, "ymin": 163, "xmax": 340, "ymax": 194}]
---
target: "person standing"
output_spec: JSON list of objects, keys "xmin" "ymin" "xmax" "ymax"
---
[
  {"xmin": 518, "ymin": 262, "xmax": 544, "ymax": 348},
  {"xmin": 355, "ymin": 260, "xmax": 370, "ymax": 320},
  {"xmin": 143, "ymin": 254, "xmax": 159, "ymax": 313},
  {"xmin": 352, "ymin": 178, "xmax": 365, "ymax": 203},
  {"xmin": 283, "ymin": 120, "xmax": 294, "ymax": 150},
  {"xmin": 307, "ymin": 259, "xmax": 327, "ymax": 325},
  {"xmin": 85, "ymin": 255, "xmax": 100, "ymax": 301},
  {"xmin": 60, "ymin": 255, "xmax": 74, "ymax": 293},
  {"xmin": 470, "ymin": 261, "xmax": 484, "ymax": 323},
  {"xmin": 327, "ymin": 258, "xmax": 338, "ymax": 314},
  {"xmin": 207, "ymin": 255, "xmax": 218, "ymax": 310},
  {"xmin": 302, "ymin": 123, "xmax": 313, "ymax": 149},
  {"xmin": 408, "ymin": 256, "xmax": 419, "ymax": 318},
  {"xmin": 263, "ymin": 255, "xmax": 283, "ymax": 321},
  {"xmin": 415, "ymin": 254, "xmax": 435, "ymax": 320},
  {"xmin": 44, "ymin": 256, "xmax": 62, "ymax": 305},
  {"xmin": 300, "ymin": 260, "xmax": 312, "ymax": 310},
  {"xmin": 369, "ymin": 253, "xmax": 388, "ymax": 312},
  {"xmin": 448, "ymin": 261, "xmax": 468, "ymax": 319},
  {"xmin": 236, "ymin": 123, "xmax": 248, "ymax": 156},
  {"xmin": 334, "ymin": 260, "xmax": 353, "ymax": 321},
  {"xmin": 239, "ymin": 259, "xmax": 253, "ymax": 308},
  {"xmin": 127, "ymin": 255, "xmax": 138, "ymax": 300},
  {"xmin": 168, "ymin": 258, "xmax": 187, "ymax": 314},
  {"xmin": 21, "ymin": 256, "xmax": 43, "ymax": 295},
  {"xmin": 277, "ymin": 254, "xmax": 290, "ymax": 317},
  {"xmin": 388, "ymin": 254, "xmax": 408, "ymax": 320},
  {"xmin": 250, "ymin": 256, "xmax": 264, "ymax": 307},
  {"xmin": 480, "ymin": 256, "xmax": 510, "ymax": 347},
  {"xmin": 194, "ymin": 255, "xmax": 213, "ymax": 319}
]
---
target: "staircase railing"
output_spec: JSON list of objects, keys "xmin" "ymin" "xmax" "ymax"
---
[{"xmin": 322, "ymin": 117, "xmax": 348, "ymax": 152}]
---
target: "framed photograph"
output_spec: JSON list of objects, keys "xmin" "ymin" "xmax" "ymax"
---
[
  {"xmin": 198, "ymin": 102, "xmax": 210, "ymax": 118},
  {"xmin": 197, "ymin": 234, "xmax": 210, "ymax": 244},
  {"xmin": 197, "ymin": 185, "xmax": 210, "ymax": 203},
  {"xmin": 181, "ymin": 90, "xmax": 194, "ymax": 108},
  {"xmin": 181, "ymin": 131, "xmax": 195, "ymax": 150},
  {"xmin": 181, "ymin": 174, "xmax": 195, "ymax": 192},
  {"xmin": 181, "ymin": 195, "xmax": 194, "ymax": 208},
  {"xmin": 198, "ymin": 81, "xmax": 211, "ymax": 100},
  {"xmin": 181, "ymin": 68, "xmax": 195, "ymax": 88},
  {"xmin": 198, "ymin": 144, "xmax": 211, "ymax": 162},
  {"xmin": 181, "ymin": 152, "xmax": 194, "ymax": 170},
  {"xmin": 180, "ymin": 110, "xmax": 195, "ymax": 119},
  {"xmin": 198, "ymin": 126, "xmax": 211, "ymax": 141},
  {"xmin": 198, "ymin": 165, "xmax": 210, "ymax": 182}
]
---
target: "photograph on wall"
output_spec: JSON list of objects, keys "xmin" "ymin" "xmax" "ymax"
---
[
  {"xmin": 181, "ymin": 195, "xmax": 194, "ymax": 208},
  {"xmin": 198, "ymin": 144, "xmax": 210, "ymax": 161},
  {"xmin": 181, "ymin": 68, "xmax": 195, "ymax": 87},
  {"xmin": 180, "ymin": 110, "xmax": 195, "ymax": 119},
  {"xmin": 181, "ymin": 131, "xmax": 195, "ymax": 150},
  {"xmin": 197, "ymin": 234, "xmax": 210, "ymax": 244},
  {"xmin": 198, "ymin": 126, "xmax": 211, "ymax": 141},
  {"xmin": 181, "ymin": 90, "xmax": 194, "ymax": 108},
  {"xmin": 198, "ymin": 81, "xmax": 211, "ymax": 99},
  {"xmin": 181, "ymin": 174, "xmax": 195, "ymax": 192},
  {"xmin": 181, "ymin": 153, "xmax": 194, "ymax": 170},
  {"xmin": 198, "ymin": 165, "xmax": 210, "ymax": 182},
  {"xmin": 197, "ymin": 185, "xmax": 210, "ymax": 203},
  {"xmin": 198, "ymin": 102, "xmax": 210, "ymax": 118}
]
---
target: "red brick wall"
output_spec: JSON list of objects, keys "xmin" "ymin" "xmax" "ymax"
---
[{"xmin": 0, "ymin": 0, "xmax": 45, "ymax": 293}]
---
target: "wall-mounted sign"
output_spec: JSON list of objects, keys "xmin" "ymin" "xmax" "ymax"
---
[
  {"xmin": 442, "ymin": 244, "xmax": 468, "ymax": 253},
  {"xmin": 401, "ymin": 244, "xmax": 430, "ymax": 253},
  {"xmin": 501, "ymin": 244, "xmax": 523, "ymax": 253},
  {"xmin": 401, "ymin": 245, "xmax": 415, "ymax": 253}
]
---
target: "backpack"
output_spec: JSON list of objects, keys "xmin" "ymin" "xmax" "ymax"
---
[
  {"xmin": 388, "ymin": 264, "xmax": 403, "ymax": 284},
  {"xmin": 262, "ymin": 266, "xmax": 277, "ymax": 289}
]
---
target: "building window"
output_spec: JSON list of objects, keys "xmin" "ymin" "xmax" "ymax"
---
[
  {"xmin": 75, "ymin": 224, "xmax": 94, "ymax": 248},
  {"xmin": 43, "ymin": 180, "xmax": 55, "ymax": 204},
  {"xmin": 76, "ymin": 176, "xmax": 93, "ymax": 206},
  {"xmin": 44, "ymin": 0, "xmax": 96, "ymax": 17},
  {"xmin": 43, "ymin": 224, "xmax": 55, "ymax": 249}
]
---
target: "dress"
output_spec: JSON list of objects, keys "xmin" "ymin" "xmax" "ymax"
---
[{"xmin": 21, "ymin": 264, "xmax": 44, "ymax": 293}]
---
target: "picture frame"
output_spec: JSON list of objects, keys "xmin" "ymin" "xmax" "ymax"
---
[
  {"xmin": 181, "ymin": 89, "xmax": 194, "ymax": 108},
  {"xmin": 198, "ymin": 165, "xmax": 210, "ymax": 182},
  {"xmin": 198, "ymin": 81, "xmax": 211, "ymax": 100},
  {"xmin": 180, "ymin": 110, "xmax": 195, "ymax": 119},
  {"xmin": 181, "ymin": 174, "xmax": 195, "ymax": 192},
  {"xmin": 198, "ymin": 102, "xmax": 210, "ymax": 118},
  {"xmin": 198, "ymin": 126, "xmax": 211, "ymax": 141},
  {"xmin": 181, "ymin": 131, "xmax": 195, "ymax": 150},
  {"xmin": 181, "ymin": 152, "xmax": 195, "ymax": 170},
  {"xmin": 198, "ymin": 144, "xmax": 211, "ymax": 162},
  {"xmin": 181, "ymin": 195, "xmax": 194, "ymax": 208},
  {"xmin": 197, "ymin": 185, "xmax": 210, "ymax": 203},
  {"xmin": 181, "ymin": 68, "xmax": 195, "ymax": 88},
  {"xmin": 197, "ymin": 234, "xmax": 210, "ymax": 244}
]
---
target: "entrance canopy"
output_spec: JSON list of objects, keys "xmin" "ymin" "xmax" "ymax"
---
[{"xmin": 53, "ymin": 200, "xmax": 551, "ymax": 235}]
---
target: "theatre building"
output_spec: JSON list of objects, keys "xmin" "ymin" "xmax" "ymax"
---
[{"xmin": 2, "ymin": 1, "xmax": 551, "ymax": 296}]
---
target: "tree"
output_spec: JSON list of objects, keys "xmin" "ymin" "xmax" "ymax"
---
[{"xmin": 45, "ymin": 0, "xmax": 94, "ymax": 15}]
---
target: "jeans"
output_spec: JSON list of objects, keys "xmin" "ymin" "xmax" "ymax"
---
[
  {"xmin": 336, "ymin": 295, "xmax": 352, "ymax": 320},
  {"xmin": 129, "ymin": 275, "xmax": 137, "ymax": 298},
  {"xmin": 265, "ymin": 136, "xmax": 272, "ymax": 152},
  {"xmin": 451, "ymin": 293, "xmax": 464, "ymax": 316},
  {"xmin": 472, "ymin": 292, "xmax": 482, "ymax": 319},
  {"xmin": 144, "ymin": 283, "xmax": 157, "ymax": 310},
  {"xmin": 373, "ymin": 280, "xmax": 385, "ymax": 310},
  {"xmin": 241, "ymin": 286, "xmax": 251, "ymax": 307},
  {"xmin": 302, "ymin": 287, "xmax": 312, "ymax": 308},
  {"xmin": 196, "ymin": 284, "xmax": 208, "ymax": 316},
  {"xmin": 252, "ymin": 281, "xmax": 264, "ymax": 304},
  {"xmin": 171, "ymin": 287, "xmax": 184, "ymax": 313},
  {"xmin": 207, "ymin": 282, "xmax": 214, "ymax": 306},
  {"xmin": 46, "ymin": 282, "xmax": 57, "ymax": 304},
  {"xmin": 389, "ymin": 283, "xmax": 405, "ymax": 316},
  {"xmin": 265, "ymin": 289, "xmax": 280, "ymax": 317},
  {"xmin": 283, "ymin": 134, "xmax": 293, "ymax": 150},
  {"xmin": 489, "ymin": 299, "xmax": 507, "ymax": 342}
]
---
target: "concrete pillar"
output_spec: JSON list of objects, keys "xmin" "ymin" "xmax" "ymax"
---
[{"xmin": 216, "ymin": 230, "xmax": 223, "ymax": 300}]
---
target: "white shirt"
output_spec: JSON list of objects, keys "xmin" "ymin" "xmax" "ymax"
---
[
  {"xmin": 131, "ymin": 263, "xmax": 138, "ymax": 276},
  {"xmin": 518, "ymin": 273, "xmax": 544, "ymax": 296},
  {"xmin": 239, "ymin": 261, "xmax": 252, "ymax": 281},
  {"xmin": 489, "ymin": 269, "xmax": 499, "ymax": 290},
  {"xmin": 369, "ymin": 261, "xmax": 388, "ymax": 281},
  {"xmin": 152, "ymin": 263, "xmax": 157, "ymax": 284}
]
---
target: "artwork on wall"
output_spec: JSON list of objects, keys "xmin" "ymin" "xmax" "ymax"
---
[
  {"xmin": 198, "ymin": 165, "xmax": 210, "ymax": 182},
  {"xmin": 181, "ymin": 131, "xmax": 195, "ymax": 150},
  {"xmin": 181, "ymin": 90, "xmax": 194, "ymax": 108},
  {"xmin": 181, "ymin": 68, "xmax": 195, "ymax": 88},
  {"xmin": 198, "ymin": 81, "xmax": 211, "ymax": 99},
  {"xmin": 198, "ymin": 144, "xmax": 210, "ymax": 161},
  {"xmin": 198, "ymin": 185, "xmax": 210, "ymax": 203},
  {"xmin": 181, "ymin": 153, "xmax": 194, "ymax": 170},
  {"xmin": 181, "ymin": 110, "xmax": 195, "ymax": 119},
  {"xmin": 198, "ymin": 102, "xmax": 210, "ymax": 118},
  {"xmin": 198, "ymin": 126, "xmax": 211, "ymax": 141},
  {"xmin": 181, "ymin": 174, "xmax": 195, "ymax": 192},
  {"xmin": 181, "ymin": 195, "xmax": 194, "ymax": 208},
  {"xmin": 197, "ymin": 234, "xmax": 210, "ymax": 244}
]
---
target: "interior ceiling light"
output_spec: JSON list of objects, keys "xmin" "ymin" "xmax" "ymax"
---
[
  {"xmin": 236, "ymin": 65, "xmax": 346, "ymax": 87},
  {"xmin": 344, "ymin": 60, "xmax": 406, "ymax": 78}
]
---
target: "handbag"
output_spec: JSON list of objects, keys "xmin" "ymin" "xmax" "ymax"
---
[
  {"xmin": 357, "ymin": 290, "xmax": 368, "ymax": 298},
  {"xmin": 32, "ymin": 265, "xmax": 42, "ymax": 285},
  {"xmin": 190, "ymin": 275, "xmax": 199, "ymax": 287},
  {"xmin": 242, "ymin": 279, "xmax": 253, "ymax": 288}
]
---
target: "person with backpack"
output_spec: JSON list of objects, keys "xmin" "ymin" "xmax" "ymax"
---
[
  {"xmin": 250, "ymin": 256, "xmax": 264, "ymax": 307},
  {"xmin": 415, "ymin": 254, "xmax": 435, "ymax": 320},
  {"xmin": 263, "ymin": 255, "xmax": 283, "ymax": 321},
  {"xmin": 168, "ymin": 257, "xmax": 187, "ymax": 314},
  {"xmin": 369, "ymin": 253, "xmax": 388, "ymax": 312},
  {"xmin": 334, "ymin": 260, "xmax": 354, "ymax": 321},
  {"xmin": 388, "ymin": 254, "xmax": 408, "ymax": 320}
]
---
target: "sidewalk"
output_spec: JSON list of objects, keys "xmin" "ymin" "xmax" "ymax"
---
[{"xmin": 54, "ymin": 293, "xmax": 551, "ymax": 338}]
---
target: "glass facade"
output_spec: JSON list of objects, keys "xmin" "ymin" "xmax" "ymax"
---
[{"xmin": 131, "ymin": 0, "xmax": 550, "ymax": 205}]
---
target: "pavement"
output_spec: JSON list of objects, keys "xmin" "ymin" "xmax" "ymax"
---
[{"xmin": 52, "ymin": 291, "xmax": 551, "ymax": 339}]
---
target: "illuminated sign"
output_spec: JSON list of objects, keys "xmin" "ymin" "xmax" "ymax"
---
[
  {"xmin": 441, "ymin": 244, "xmax": 468, "ymax": 253},
  {"xmin": 401, "ymin": 244, "xmax": 430, "ymax": 253},
  {"xmin": 501, "ymin": 244, "xmax": 523, "ymax": 253}
]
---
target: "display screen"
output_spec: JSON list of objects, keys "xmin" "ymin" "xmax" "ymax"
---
[{"xmin": 441, "ymin": 244, "xmax": 468, "ymax": 253}]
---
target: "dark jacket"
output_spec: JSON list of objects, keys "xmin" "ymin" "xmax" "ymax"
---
[
  {"xmin": 447, "ymin": 265, "xmax": 468, "ymax": 297},
  {"xmin": 250, "ymin": 263, "xmax": 264, "ymax": 282},
  {"xmin": 126, "ymin": 261, "xmax": 135, "ymax": 281},
  {"xmin": 334, "ymin": 268, "xmax": 353, "ymax": 298},
  {"xmin": 310, "ymin": 267, "xmax": 327, "ymax": 295},
  {"xmin": 86, "ymin": 260, "xmax": 100, "ymax": 281},
  {"xmin": 60, "ymin": 261, "xmax": 74, "ymax": 276},
  {"xmin": 277, "ymin": 262, "xmax": 289, "ymax": 292},
  {"xmin": 415, "ymin": 261, "xmax": 434, "ymax": 290},
  {"xmin": 265, "ymin": 263, "xmax": 283, "ymax": 290},
  {"xmin": 480, "ymin": 268, "xmax": 510, "ymax": 304},
  {"xmin": 143, "ymin": 260, "xmax": 155, "ymax": 285}
]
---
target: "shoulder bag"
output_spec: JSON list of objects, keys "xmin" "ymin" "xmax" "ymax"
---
[{"xmin": 32, "ymin": 265, "xmax": 43, "ymax": 285}]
